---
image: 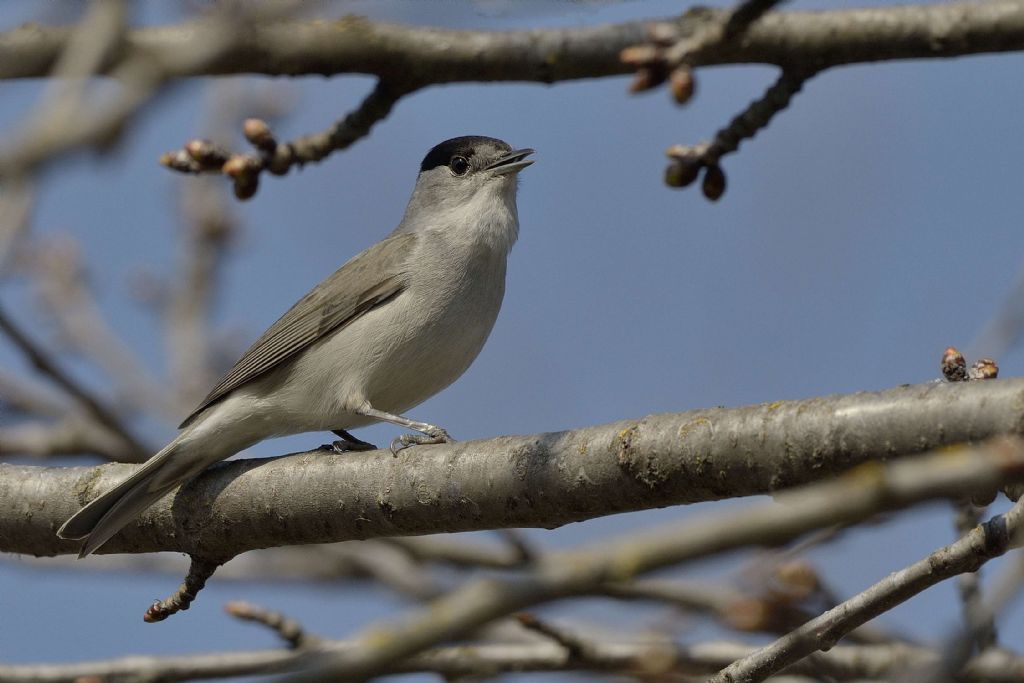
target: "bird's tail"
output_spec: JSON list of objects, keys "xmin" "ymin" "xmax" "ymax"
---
[{"xmin": 58, "ymin": 434, "xmax": 201, "ymax": 558}]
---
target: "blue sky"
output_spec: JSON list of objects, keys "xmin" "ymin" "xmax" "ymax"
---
[{"xmin": 2, "ymin": 0, "xmax": 1023, "ymax": 677}]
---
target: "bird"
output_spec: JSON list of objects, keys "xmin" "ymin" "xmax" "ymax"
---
[{"xmin": 58, "ymin": 135, "xmax": 534, "ymax": 557}]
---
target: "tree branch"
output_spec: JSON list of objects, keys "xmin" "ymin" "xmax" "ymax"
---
[
  {"xmin": 159, "ymin": 80, "xmax": 408, "ymax": 198},
  {"xmin": 1, "ymin": 3, "xmax": 1022, "ymax": 82},
  {"xmin": 2, "ymin": 379, "xmax": 1024, "ymax": 557},
  {"xmin": 281, "ymin": 439, "xmax": 1024, "ymax": 681},
  {"xmin": 709, "ymin": 495, "xmax": 1024, "ymax": 683},
  {"xmin": 0, "ymin": 304, "xmax": 149, "ymax": 460},
  {"xmin": 4, "ymin": 638, "xmax": 1022, "ymax": 682}
]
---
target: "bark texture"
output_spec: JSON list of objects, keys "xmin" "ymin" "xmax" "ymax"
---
[
  {"xmin": 1, "ymin": 3, "xmax": 1022, "ymax": 82},
  {"xmin": 2, "ymin": 378, "xmax": 1021, "ymax": 557}
]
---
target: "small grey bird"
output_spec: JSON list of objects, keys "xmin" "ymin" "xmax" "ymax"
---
[{"xmin": 58, "ymin": 136, "xmax": 533, "ymax": 557}]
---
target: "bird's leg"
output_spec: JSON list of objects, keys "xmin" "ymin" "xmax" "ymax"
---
[
  {"xmin": 320, "ymin": 428, "xmax": 378, "ymax": 454},
  {"xmin": 354, "ymin": 403, "xmax": 455, "ymax": 456}
]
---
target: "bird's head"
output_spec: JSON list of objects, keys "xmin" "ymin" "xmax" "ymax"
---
[{"xmin": 399, "ymin": 136, "xmax": 534, "ymax": 234}]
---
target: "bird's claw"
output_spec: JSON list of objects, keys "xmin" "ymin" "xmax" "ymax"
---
[
  {"xmin": 389, "ymin": 426, "xmax": 455, "ymax": 456},
  {"xmin": 321, "ymin": 437, "xmax": 378, "ymax": 454}
]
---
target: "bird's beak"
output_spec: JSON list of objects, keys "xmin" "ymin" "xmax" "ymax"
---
[{"xmin": 487, "ymin": 148, "xmax": 535, "ymax": 175}]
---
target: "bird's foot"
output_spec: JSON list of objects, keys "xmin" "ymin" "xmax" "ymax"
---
[
  {"xmin": 321, "ymin": 429, "xmax": 378, "ymax": 453},
  {"xmin": 390, "ymin": 426, "xmax": 455, "ymax": 456}
]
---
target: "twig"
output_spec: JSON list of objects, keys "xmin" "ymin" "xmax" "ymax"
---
[
  {"xmin": 953, "ymin": 502, "xmax": 998, "ymax": 651},
  {"xmin": 160, "ymin": 80, "xmax": 409, "ymax": 199},
  {"xmin": 708, "ymin": 497, "xmax": 1024, "ymax": 683},
  {"xmin": 0, "ymin": 179, "xmax": 35, "ymax": 272},
  {"xmin": 7, "ymin": 379, "xmax": 1024, "ymax": 558},
  {"xmin": 278, "ymin": 438, "xmax": 1024, "ymax": 681},
  {"xmin": 664, "ymin": 68, "xmax": 814, "ymax": 200},
  {"xmin": 496, "ymin": 529, "xmax": 538, "ymax": 565},
  {"xmin": 0, "ymin": 303, "xmax": 148, "ymax": 459},
  {"xmin": 514, "ymin": 613, "xmax": 596, "ymax": 664},
  {"xmin": 0, "ymin": 4, "xmax": 245, "ymax": 180},
  {"xmin": 144, "ymin": 555, "xmax": 223, "ymax": 623},
  {"xmin": 983, "ymin": 550, "xmax": 1024, "ymax": 620},
  {"xmin": 0, "ymin": 368, "xmax": 68, "ymax": 418},
  {"xmin": 226, "ymin": 601, "xmax": 319, "ymax": 649}
]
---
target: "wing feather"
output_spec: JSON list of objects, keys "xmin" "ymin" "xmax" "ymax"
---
[{"xmin": 178, "ymin": 232, "xmax": 416, "ymax": 428}]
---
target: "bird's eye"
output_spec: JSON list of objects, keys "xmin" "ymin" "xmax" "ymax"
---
[{"xmin": 450, "ymin": 156, "xmax": 470, "ymax": 176}]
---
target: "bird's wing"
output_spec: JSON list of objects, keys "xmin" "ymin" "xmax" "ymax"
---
[{"xmin": 178, "ymin": 232, "xmax": 417, "ymax": 428}]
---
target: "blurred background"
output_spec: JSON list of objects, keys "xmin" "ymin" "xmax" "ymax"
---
[{"xmin": 1, "ymin": 0, "xmax": 1022, "ymax": 678}]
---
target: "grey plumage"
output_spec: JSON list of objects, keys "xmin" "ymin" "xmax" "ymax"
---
[
  {"xmin": 58, "ymin": 136, "xmax": 533, "ymax": 557},
  {"xmin": 180, "ymin": 233, "xmax": 415, "ymax": 428}
]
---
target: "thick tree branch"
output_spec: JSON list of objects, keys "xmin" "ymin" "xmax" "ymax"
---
[
  {"xmin": 1, "ymin": 3, "xmax": 1022, "ymax": 82},
  {"xmin": 283, "ymin": 440, "xmax": 1024, "ymax": 681},
  {"xmin": 2, "ymin": 379, "xmax": 1024, "ymax": 557}
]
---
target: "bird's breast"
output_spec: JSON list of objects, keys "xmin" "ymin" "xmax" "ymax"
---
[{"xmin": 362, "ymin": 240, "xmax": 508, "ymax": 412}]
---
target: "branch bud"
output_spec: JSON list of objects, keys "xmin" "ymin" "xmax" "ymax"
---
[
  {"xmin": 665, "ymin": 159, "xmax": 700, "ymax": 188},
  {"xmin": 159, "ymin": 150, "xmax": 201, "ymax": 173},
  {"xmin": 702, "ymin": 164, "xmax": 726, "ymax": 201},
  {"xmin": 669, "ymin": 67, "xmax": 695, "ymax": 105},
  {"xmin": 222, "ymin": 155, "xmax": 259, "ymax": 179},
  {"xmin": 233, "ymin": 174, "xmax": 259, "ymax": 201},
  {"xmin": 969, "ymin": 358, "xmax": 999, "ymax": 381},
  {"xmin": 941, "ymin": 346, "xmax": 968, "ymax": 382},
  {"xmin": 629, "ymin": 66, "xmax": 667, "ymax": 93},
  {"xmin": 184, "ymin": 139, "xmax": 229, "ymax": 168},
  {"xmin": 243, "ymin": 118, "xmax": 277, "ymax": 152}
]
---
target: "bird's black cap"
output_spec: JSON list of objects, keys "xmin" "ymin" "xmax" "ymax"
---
[{"xmin": 420, "ymin": 136, "xmax": 511, "ymax": 173}]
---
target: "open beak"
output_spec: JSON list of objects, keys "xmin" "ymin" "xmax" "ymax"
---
[{"xmin": 487, "ymin": 148, "xmax": 535, "ymax": 175}]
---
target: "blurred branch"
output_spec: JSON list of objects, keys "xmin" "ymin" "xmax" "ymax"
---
[
  {"xmin": 385, "ymin": 532, "xmax": 535, "ymax": 570},
  {"xmin": 0, "ymin": 179, "xmax": 34, "ymax": 270},
  {"xmin": 7, "ymin": 539, "xmax": 450, "ymax": 601},
  {"xmin": 970, "ymin": 255, "xmax": 1024, "ymax": 360},
  {"xmin": 4, "ymin": 380, "xmax": 1024, "ymax": 556},
  {"xmin": 952, "ymin": 502, "xmax": 999, "ymax": 653},
  {"xmin": 0, "ymin": 369, "xmax": 68, "ymax": 418},
  {"xmin": 0, "ymin": 4, "xmax": 241, "ymax": 180},
  {"xmin": 0, "ymin": 304, "xmax": 149, "ymax": 461},
  {"xmin": 6, "ymin": 533, "xmax": 534, "ymax": 605},
  {"xmin": 226, "ymin": 601, "xmax": 320, "ymax": 650},
  {"xmin": 601, "ymin": 571, "xmax": 893, "ymax": 645},
  {"xmin": 0, "ymin": 416, "xmax": 139, "ymax": 462},
  {"xmin": 709, "ymin": 496, "xmax": 1024, "ymax": 683},
  {"xmin": 280, "ymin": 439, "xmax": 1024, "ymax": 681},
  {"xmin": 30, "ymin": 237, "xmax": 172, "ymax": 419},
  {"xmin": 2, "ymin": 3, "xmax": 1022, "ymax": 82},
  {"xmin": 2, "ymin": 633, "xmax": 1021, "ymax": 682},
  {"xmin": 984, "ymin": 550, "xmax": 1024, "ymax": 620}
]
